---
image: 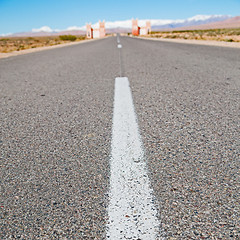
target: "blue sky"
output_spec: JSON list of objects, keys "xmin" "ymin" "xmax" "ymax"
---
[{"xmin": 0, "ymin": 0, "xmax": 240, "ymax": 35}]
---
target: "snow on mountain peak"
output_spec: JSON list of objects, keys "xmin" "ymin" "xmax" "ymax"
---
[
  {"xmin": 187, "ymin": 14, "xmax": 229, "ymax": 22},
  {"xmin": 32, "ymin": 26, "xmax": 53, "ymax": 33}
]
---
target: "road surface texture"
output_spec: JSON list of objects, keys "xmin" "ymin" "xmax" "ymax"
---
[
  {"xmin": 121, "ymin": 37, "xmax": 239, "ymax": 239},
  {"xmin": 1, "ymin": 36, "xmax": 239, "ymax": 239},
  {"xmin": 1, "ymin": 38, "xmax": 118, "ymax": 239}
]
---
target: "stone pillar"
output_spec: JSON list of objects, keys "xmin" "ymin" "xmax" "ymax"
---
[
  {"xmin": 132, "ymin": 19, "xmax": 139, "ymax": 36},
  {"xmin": 86, "ymin": 24, "xmax": 93, "ymax": 39},
  {"xmin": 99, "ymin": 21, "xmax": 106, "ymax": 38},
  {"xmin": 146, "ymin": 21, "xmax": 151, "ymax": 34}
]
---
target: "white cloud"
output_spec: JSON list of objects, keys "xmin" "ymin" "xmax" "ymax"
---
[
  {"xmin": 140, "ymin": 19, "xmax": 185, "ymax": 27},
  {"xmin": 67, "ymin": 26, "xmax": 86, "ymax": 31},
  {"xmin": 31, "ymin": 25, "xmax": 86, "ymax": 33},
  {"xmin": 105, "ymin": 20, "xmax": 132, "ymax": 29},
  {"xmin": 188, "ymin": 15, "xmax": 212, "ymax": 21},
  {"xmin": 32, "ymin": 26, "xmax": 53, "ymax": 33},
  {"xmin": 0, "ymin": 33, "xmax": 12, "ymax": 37}
]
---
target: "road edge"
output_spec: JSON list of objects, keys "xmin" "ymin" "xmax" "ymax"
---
[{"xmin": 131, "ymin": 36, "xmax": 240, "ymax": 49}]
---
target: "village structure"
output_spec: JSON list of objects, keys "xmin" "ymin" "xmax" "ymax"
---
[
  {"xmin": 86, "ymin": 21, "xmax": 106, "ymax": 39},
  {"xmin": 86, "ymin": 19, "xmax": 151, "ymax": 38},
  {"xmin": 132, "ymin": 19, "xmax": 151, "ymax": 36}
]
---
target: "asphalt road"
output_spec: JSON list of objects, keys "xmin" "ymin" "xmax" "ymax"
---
[{"xmin": 1, "ymin": 36, "xmax": 239, "ymax": 239}]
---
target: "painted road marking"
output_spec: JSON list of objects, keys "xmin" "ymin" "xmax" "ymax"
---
[
  {"xmin": 117, "ymin": 33, "xmax": 120, "ymax": 43},
  {"xmin": 117, "ymin": 37, "xmax": 123, "ymax": 77},
  {"xmin": 107, "ymin": 77, "xmax": 160, "ymax": 239}
]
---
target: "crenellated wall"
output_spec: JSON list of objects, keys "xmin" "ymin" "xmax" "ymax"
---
[
  {"xmin": 132, "ymin": 19, "xmax": 151, "ymax": 36},
  {"xmin": 86, "ymin": 21, "xmax": 106, "ymax": 39}
]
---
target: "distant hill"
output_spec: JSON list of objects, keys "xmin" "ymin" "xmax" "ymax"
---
[
  {"xmin": 173, "ymin": 16, "xmax": 240, "ymax": 30},
  {"xmin": 151, "ymin": 15, "xmax": 231, "ymax": 30}
]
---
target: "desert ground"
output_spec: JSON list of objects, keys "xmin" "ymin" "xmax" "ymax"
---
[
  {"xmin": 148, "ymin": 28, "xmax": 240, "ymax": 42},
  {"xmin": 0, "ymin": 35, "xmax": 86, "ymax": 53}
]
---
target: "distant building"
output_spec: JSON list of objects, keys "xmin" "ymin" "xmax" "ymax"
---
[
  {"xmin": 132, "ymin": 19, "xmax": 151, "ymax": 36},
  {"xmin": 86, "ymin": 21, "xmax": 106, "ymax": 39},
  {"xmin": 86, "ymin": 24, "xmax": 93, "ymax": 39},
  {"xmin": 132, "ymin": 19, "xmax": 140, "ymax": 36}
]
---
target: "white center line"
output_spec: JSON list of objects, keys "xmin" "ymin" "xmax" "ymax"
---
[{"xmin": 107, "ymin": 77, "xmax": 160, "ymax": 239}]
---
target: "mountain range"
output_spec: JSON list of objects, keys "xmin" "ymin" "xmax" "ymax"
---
[
  {"xmin": 174, "ymin": 16, "xmax": 240, "ymax": 30},
  {"xmin": 151, "ymin": 15, "xmax": 230, "ymax": 30},
  {"xmin": 2, "ymin": 15, "xmax": 240, "ymax": 37}
]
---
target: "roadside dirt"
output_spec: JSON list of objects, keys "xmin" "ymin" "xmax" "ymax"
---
[
  {"xmin": 0, "ymin": 38, "xmax": 99, "ymax": 59},
  {"xmin": 137, "ymin": 36, "xmax": 240, "ymax": 48}
]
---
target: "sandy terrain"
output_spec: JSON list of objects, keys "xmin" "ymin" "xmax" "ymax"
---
[{"xmin": 0, "ymin": 38, "xmax": 99, "ymax": 59}]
